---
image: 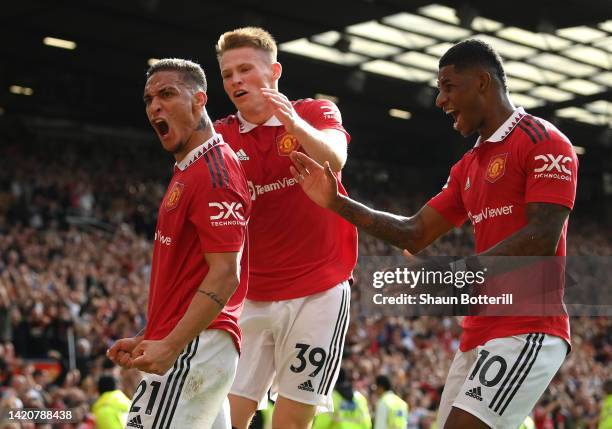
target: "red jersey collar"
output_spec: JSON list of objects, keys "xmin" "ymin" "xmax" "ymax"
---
[
  {"xmin": 175, "ymin": 134, "xmax": 224, "ymax": 171},
  {"xmin": 236, "ymin": 111, "xmax": 282, "ymax": 133},
  {"xmin": 474, "ymin": 107, "xmax": 526, "ymax": 148}
]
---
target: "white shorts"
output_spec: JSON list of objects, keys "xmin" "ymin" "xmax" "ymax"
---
[
  {"xmin": 125, "ymin": 329, "xmax": 238, "ymax": 429},
  {"xmin": 230, "ymin": 281, "xmax": 351, "ymax": 413},
  {"xmin": 437, "ymin": 333, "xmax": 568, "ymax": 429}
]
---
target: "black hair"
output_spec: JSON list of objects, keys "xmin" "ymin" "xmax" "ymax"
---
[
  {"xmin": 375, "ymin": 374, "xmax": 392, "ymax": 391},
  {"xmin": 102, "ymin": 358, "xmax": 115, "ymax": 370},
  {"xmin": 97, "ymin": 375, "xmax": 117, "ymax": 394},
  {"xmin": 146, "ymin": 58, "xmax": 207, "ymax": 92},
  {"xmin": 439, "ymin": 39, "xmax": 507, "ymax": 92}
]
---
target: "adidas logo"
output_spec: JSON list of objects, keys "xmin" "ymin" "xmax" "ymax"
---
[
  {"xmin": 465, "ymin": 386, "xmax": 483, "ymax": 401},
  {"xmin": 236, "ymin": 149, "xmax": 249, "ymax": 161},
  {"xmin": 298, "ymin": 380, "xmax": 314, "ymax": 392},
  {"xmin": 127, "ymin": 415, "xmax": 144, "ymax": 429}
]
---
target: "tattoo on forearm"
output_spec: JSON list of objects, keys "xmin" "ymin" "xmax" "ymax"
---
[
  {"xmin": 336, "ymin": 198, "xmax": 418, "ymax": 250},
  {"xmin": 483, "ymin": 203, "xmax": 568, "ymax": 257},
  {"xmin": 197, "ymin": 289, "xmax": 226, "ymax": 309}
]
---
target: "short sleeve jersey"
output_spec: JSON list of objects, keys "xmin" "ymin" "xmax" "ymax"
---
[
  {"xmin": 214, "ymin": 98, "xmax": 358, "ymax": 301},
  {"xmin": 145, "ymin": 134, "xmax": 251, "ymax": 352},
  {"xmin": 427, "ymin": 107, "xmax": 578, "ymax": 351}
]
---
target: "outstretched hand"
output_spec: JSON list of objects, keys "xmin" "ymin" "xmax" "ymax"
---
[{"xmin": 289, "ymin": 151, "xmax": 340, "ymax": 210}]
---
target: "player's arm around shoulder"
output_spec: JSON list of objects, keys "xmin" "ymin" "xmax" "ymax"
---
[{"xmin": 263, "ymin": 90, "xmax": 348, "ymax": 171}]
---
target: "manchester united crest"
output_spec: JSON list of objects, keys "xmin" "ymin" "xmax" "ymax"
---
[
  {"xmin": 165, "ymin": 182, "xmax": 185, "ymax": 211},
  {"xmin": 486, "ymin": 153, "xmax": 508, "ymax": 183},
  {"xmin": 277, "ymin": 133, "xmax": 300, "ymax": 156}
]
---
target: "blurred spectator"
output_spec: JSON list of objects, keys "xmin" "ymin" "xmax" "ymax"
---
[
  {"xmin": 313, "ymin": 368, "xmax": 371, "ymax": 429},
  {"xmin": 373, "ymin": 375, "xmax": 408, "ymax": 429},
  {"xmin": 599, "ymin": 379, "xmax": 612, "ymax": 429},
  {"xmin": 0, "ymin": 129, "xmax": 610, "ymax": 427},
  {"xmin": 91, "ymin": 375, "xmax": 131, "ymax": 429}
]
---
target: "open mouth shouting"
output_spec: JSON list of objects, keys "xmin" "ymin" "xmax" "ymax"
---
[
  {"xmin": 152, "ymin": 118, "xmax": 170, "ymax": 139},
  {"xmin": 445, "ymin": 108, "xmax": 460, "ymax": 131}
]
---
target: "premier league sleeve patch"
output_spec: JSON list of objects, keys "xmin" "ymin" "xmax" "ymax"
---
[
  {"xmin": 164, "ymin": 182, "xmax": 185, "ymax": 211},
  {"xmin": 277, "ymin": 133, "xmax": 300, "ymax": 156},
  {"xmin": 486, "ymin": 153, "xmax": 508, "ymax": 183}
]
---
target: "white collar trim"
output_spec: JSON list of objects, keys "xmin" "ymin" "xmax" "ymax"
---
[
  {"xmin": 176, "ymin": 134, "xmax": 223, "ymax": 171},
  {"xmin": 237, "ymin": 111, "xmax": 282, "ymax": 134},
  {"xmin": 474, "ymin": 107, "xmax": 526, "ymax": 148}
]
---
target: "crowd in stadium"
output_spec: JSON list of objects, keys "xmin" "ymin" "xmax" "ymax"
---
[{"xmin": 0, "ymin": 134, "xmax": 610, "ymax": 428}]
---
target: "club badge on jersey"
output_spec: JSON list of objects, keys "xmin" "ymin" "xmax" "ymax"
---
[
  {"xmin": 164, "ymin": 182, "xmax": 185, "ymax": 211},
  {"xmin": 486, "ymin": 153, "xmax": 508, "ymax": 183},
  {"xmin": 277, "ymin": 133, "xmax": 300, "ymax": 156}
]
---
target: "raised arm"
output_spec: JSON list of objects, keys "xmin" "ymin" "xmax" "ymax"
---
[{"xmin": 263, "ymin": 89, "xmax": 347, "ymax": 171}]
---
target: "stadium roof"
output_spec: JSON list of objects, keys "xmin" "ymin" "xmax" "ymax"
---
[
  {"xmin": 281, "ymin": 5, "xmax": 612, "ymax": 127},
  {"xmin": 1, "ymin": 0, "xmax": 610, "ymax": 162}
]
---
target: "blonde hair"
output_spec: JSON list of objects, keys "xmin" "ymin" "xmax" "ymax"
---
[{"xmin": 216, "ymin": 27, "xmax": 277, "ymax": 62}]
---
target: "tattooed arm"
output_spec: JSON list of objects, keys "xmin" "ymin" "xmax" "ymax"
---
[
  {"xmin": 289, "ymin": 151, "xmax": 453, "ymax": 253},
  {"xmin": 162, "ymin": 251, "xmax": 239, "ymax": 347},
  {"xmin": 333, "ymin": 198, "xmax": 453, "ymax": 253},
  {"xmin": 480, "ymin": 202, "xmax": 569, "ymax": 256},
  {"xmin": 131, "ymin": 251, "xmax": 240, "ymax": 375}
]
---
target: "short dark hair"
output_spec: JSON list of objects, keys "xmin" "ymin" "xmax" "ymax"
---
[
  {"xmin": 146, "ymin": 58, "xmax": 207, "ymax": 92},
  {"xmin": 375, "ymin": 374, "xmax": 392, "ymax": 391},
  {"xmin": 102, "ymin": 358, "xmax": 115, "ymax": 370},
  {"xmin": 97, "ymin": 375, "xmax": 117, "ymax": 394},
  {"xmin": 439, "ymin": 39, "xmax": 507, "ymax": 92}
]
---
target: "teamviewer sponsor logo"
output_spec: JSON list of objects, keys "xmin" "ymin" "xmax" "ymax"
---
[
  {"xmin": 248, "ymin": 177, "xmax": 298, "ymax": 201},
  {"xmin": 465, "ymin": 386, "xmax": 483, "ymax": 401},
  {"xmin": 154, "ymin": 230, "xmax": 172, "ymax": 246},
  {"xmin": 209, "ymin": 202, "xmax": 247, "ymax": 227},
  {"xmin": 298, "ymin": 380, "xmax": 315, "ymax": 392},
  {"xmin": 127, "ymin": 415, "xmax": 144, "ymax": 429},
  {"xmin": 533, "ymin": 154, "xmax": 572, "ymax": 181},
  {"xmin": 468, "ymin": 205, "xmax": 514, "ymax": 225}
]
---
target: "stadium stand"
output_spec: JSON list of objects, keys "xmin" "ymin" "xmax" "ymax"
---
[{"xmin": 0, "ymin": 130, "xmax": 610, "ymax": 428}]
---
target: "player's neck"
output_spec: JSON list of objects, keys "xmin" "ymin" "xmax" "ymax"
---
[
  {"xmin": 173, "ymin": 127, "xmax": 214, "ymax": 164},
  {"xmin": 479, "ymin": 98, "xmax": 515, "ymax": 142},
  {"xmin": 239, "ymin": 105, "xmax": 274, "ymax": 126}
]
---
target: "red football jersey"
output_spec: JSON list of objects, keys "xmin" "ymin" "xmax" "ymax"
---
[
  {"xmin": 428, "ymin": 107, "xmax": 578, "ymax": 351},
  {"xmin": 214, "ymin": 98, "xmax": 358, "ymax": 301},
  {"xmin": 145, "ymin": 134, "xmax": 251, "ymax": 352}
]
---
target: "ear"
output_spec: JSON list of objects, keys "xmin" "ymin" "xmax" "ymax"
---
[
  {"xmin": 194, "ymin": 90, "xmax": 207, "ymax": 108},
  {"xmin": 192, "ymin": 91, "xmax": 207, "ymax": 120},
  {"xmin": 271, "ymin": 62, "xmax": 282, "ymax": 83},
  {"xmin": 479, "ymin": 70, "xmax": 492, "ymax": 93}
]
